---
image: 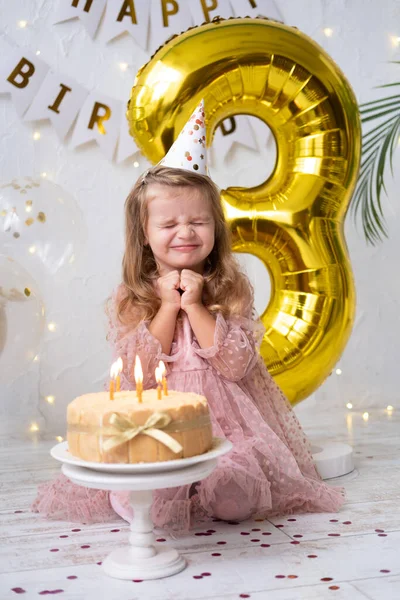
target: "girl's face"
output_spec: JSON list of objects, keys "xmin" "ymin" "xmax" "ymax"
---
[{"xmin": 145, "ymin": 184, "xmax": 215, "ymax": 276}]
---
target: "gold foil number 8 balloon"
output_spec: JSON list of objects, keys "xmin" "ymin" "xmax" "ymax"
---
[{"xmin": 127, "ymin": 18, "xmax": 361, "ymax": 404}]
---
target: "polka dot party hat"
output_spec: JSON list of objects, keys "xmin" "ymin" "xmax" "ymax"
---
[{"xmin": 159, "ymin": 100, "xmax": 208, "ymax": 175}]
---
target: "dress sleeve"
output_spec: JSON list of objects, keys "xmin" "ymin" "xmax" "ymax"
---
[
  {"xmin": 191, "ymin": 312, "xmax": 265, "ymax": 382},
  {"xmin": 106, "ymin": 285, "xmax": 180, "ymax": 390}
]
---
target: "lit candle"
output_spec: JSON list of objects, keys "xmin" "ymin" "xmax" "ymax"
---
[
  {"xmin": 155, "ymin": 366, "xmax": 162, "ymax": 400},
  {"xmin": 159, "ymin": 360, "xmax": 168, "ymax": 395},
  {"xmin": 109, "ymin": 358, "xmax": 123, "ymax": 400},
  {"xmin": 115, "ymin": 357, "xmax": 123, "ymax": 392},
  {"xmin": 134, "ymin": 355, "xmax": 143, "ymax": 403}
]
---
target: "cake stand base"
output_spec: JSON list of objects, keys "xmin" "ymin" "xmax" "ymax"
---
[{"xmin": 103, "ymin": 546, "xmax": 186, "ymax": 580}]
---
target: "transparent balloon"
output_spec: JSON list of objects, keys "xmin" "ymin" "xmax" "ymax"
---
[
  {"xmin": 0, "ymin": 177, "xmax": 86, "ymax": 279},
  {"xmin": 0, "ymin": 255, "xmax": 45, "ymax": 383}
]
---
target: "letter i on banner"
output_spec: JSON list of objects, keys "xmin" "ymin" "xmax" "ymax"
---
[
  {"xmin": 70, "ymin": 92, "xmax": 122, "ymax": 161},
  {"xmin": 0, "ymin": 46, "xmax": 49, "ymax": 117},
  {"xmin": 101, "ymin": 0, "xmax": 151, "ymax": 49},
  {"xmin": 53, "ymin": 0, "xmax": 107, "ymax": 38},
  {"xmin": 23, "ymin": 72, "xmax": 88, "ymax": 141},
  {"xmin": 229, "ymin": 0, "xmax": 284, "ymax": 21},
  {"xmin": 188, "ymin": 0, "xmax": 233, "ymax": 23},
  {"xmin": 148, "ymin": 0, "xmax": 193, "ymax": 55}
]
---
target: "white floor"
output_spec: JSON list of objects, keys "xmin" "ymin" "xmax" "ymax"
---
[{"xmin": 1, "ymin": 405, "xmax": 399, "ymax": 600}]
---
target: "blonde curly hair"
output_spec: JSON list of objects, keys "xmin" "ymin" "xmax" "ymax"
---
[{"xmin": 116, "ymin": 165, "xmax": 253, "ymax": 328}]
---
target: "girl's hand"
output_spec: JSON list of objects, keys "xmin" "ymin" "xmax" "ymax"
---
[
  {"xmin": 157, "ymin": 270, "xmax": 181, "ymax": 311},
  {"xmin": 180, "ymin": 269, "xmax": 204, "ymax": 312}
]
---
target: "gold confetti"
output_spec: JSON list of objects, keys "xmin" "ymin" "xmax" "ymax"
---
[
  {"xmin": 25, "ymin": 218, "xmax": 34, "ymax": 226},
  {"xmin": 1, "ymin": 210, "xmax": 6, "ymax": 217},
  {"xmin": 37, "ymin": 211, "xmax": 46, "ymax": 223},
  {"xmin": 26, "ymin": 200, "xmax": 33, "ymax": 207},
  {"xmin": 20, "ymin": 189, "xmax": 27, "ymax": 194},
  {"xmin": 24, "ymin": 287, "xmax": 31, "ymax": 297}
]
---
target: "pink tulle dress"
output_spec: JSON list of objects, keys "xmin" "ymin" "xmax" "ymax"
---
[{"xmin": 32, "ymin": 286, "xmax": 345, "ymax": 532}]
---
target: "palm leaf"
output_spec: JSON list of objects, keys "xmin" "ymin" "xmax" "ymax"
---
[{"xmin": 351, "ymin": 69, "xmax": 400, "ymax": 245}]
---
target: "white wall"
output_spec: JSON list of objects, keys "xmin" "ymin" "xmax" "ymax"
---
[{"xmin": 1, "ymin": 0, "xmax": 399, "ymax": 438}]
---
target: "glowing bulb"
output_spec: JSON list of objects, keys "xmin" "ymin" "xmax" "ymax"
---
[
  {"xmin": 56, "ymin": 436, "xmax": 64, "ymax": 442},
  {"xmin": 18, "ymin": 20, "xmax": 27, "ymax": 28},
  {"xmin": 46, "ymin": 395, "xmax": 55, "ymax": 404},
  {"xmin": 346, "ymin": 403, "xmax": 353, "ymax": 409},
  {"xmin": 336, "ymin": 368, "xmax": 342, "ymax": 375},
  {"xmin": 48, "ymin": 322, "xmax": 57, "ymax": 332},
  {"xmin": 29, "ymin": 422, "xmax": 39, "ymax": 432},
  {"xmin": 41, "ymin": 172, "xmax": 47, "ymax": 178},
  {"xmin": 133, "ymin": 161, "xmax": 139, "ymax": 168},
  {"xmin": 33, "ymin": 355, "xmax": 39, "ymax": 362},
  {"xmin": 390, "ymin": 35, "xmax": 400, "ymax": 47},
  {"xmin": 33, "ymin": 131, "xmax": 41, "ymax": 141},
  {"xmin": 386, "ymin": 405, "xmax": 394, "ymax": 411},
  {"xmin": 119, "ymin": 62, "xmax": 128, "ymax": 71},
  {"xmin": 28, "ymin": 245, "xmax": 36, "ymax": 254},
  {"xmin": 362, "ymin": 412, "xmax": 369, "ymax": 421},
  {"xmin": 323, "ymin": 27, "xmax": 333, "ymax": 37},
  {"xmin": 25, "ymin": 205, "xmax": 32, "ymax": 213},
  {"xmin": 36, "ymin": 50, "xmax": 41, "ymax": 55}
]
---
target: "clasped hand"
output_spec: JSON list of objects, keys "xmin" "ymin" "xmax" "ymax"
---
[{"xmin": 157, "ymin": 269, "xmax": 204, "ymax": 312}]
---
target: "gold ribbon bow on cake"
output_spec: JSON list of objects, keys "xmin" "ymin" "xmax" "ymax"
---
[{"xmin": 102, "ymin": 411, "xmax": 183, "ymax": 454}]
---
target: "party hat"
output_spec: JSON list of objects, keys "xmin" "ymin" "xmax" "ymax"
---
[{"xmin": 159, "ymin": 100, "xmax": 208, "ymax": 175}]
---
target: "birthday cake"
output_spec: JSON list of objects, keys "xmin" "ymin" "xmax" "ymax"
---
[{"xmin": 67, "ymin": 389, "xmax": 213, "ymax": 464}]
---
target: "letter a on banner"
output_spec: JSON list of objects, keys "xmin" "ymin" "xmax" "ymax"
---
[
  {"xmin": 53, "ymin": 0, "xmax": 107, "ymax": 38},
  {"xmin": 101, "ymin": 0, "xmax": 151, "ymax": 48}
]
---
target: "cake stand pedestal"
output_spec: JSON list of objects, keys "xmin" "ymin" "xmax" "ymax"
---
[{"xmin": 59, "ymin": 439, "xmax": 232, "ymax": 580}]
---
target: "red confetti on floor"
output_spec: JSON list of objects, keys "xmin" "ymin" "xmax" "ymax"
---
[
  {"xmin": 66, "ymin": 576, "xmax": 77, "ymax": 580},
  {"xmin": 287, "ymin": 518, "xmax": 297, "ymax": 521},
  {"xmin": 71, "ymin": 528, "xmax": 81, "ymax": 532},
  {"xmin": 211, "ymin": 553, "xmax": 221, "ymax": 556},
  {"xmin": 375, "ymin": 529, "xmax": 385, "ymax": 532},
  {"xmin": 201, "ymin": 572, "xmax": 211, "ymax": 576},
  {"xmin": 321, "ymin": 577, "xmax": 334, "ymax": 581},
  {"xmin": 132, "ymin": 579, "xmax": 143, "ymax": 583},
  {"xmin": 59, "ymin": 535, "xmax": 68, "ymax": 539},
  {"xmin": 217, "ymin": 541, "xmax": 227, "ymax": 545},
  {"xmin": 239, "ymin": 595, "xmax": 251, "ymax": 598},
  {"xmin": 110, "ymin": 529, "xmax": 120, "ymax": 533},
  {"xmin": 260, "ymin": 544, "xmax": 271, "ymax": 548},
  {"xmin": 287, "ymin": 575, "xmax": 298, "ymax": 579},
  {"xmin": 156, "ymin": 538, "xmax": 166, "ymax": 542},
  {"xmin": 11, "ymin": 589, "xmax": 26, "ymax": 594},
  {"xmin": 380, "ymin": 569, "xmax": 391, "ymax": 573},
  {"xmin": 307, "ymin": 555, "xmax": 318, "ymax": 558},
  {"xmin": 329, "ymin": 586, "xmax": 340, "ymax": 590},
  {"xmin": 49, "ymin": 549, "xmax": 59, "ymax": 552},
  {"xmin": 343, "ymin": 521, "xmax": 352, "ymax": 525},
  {"xmin": 275, "ymin": 574, "xmax": 285, "ymax": 579},
  {"xmin": 80, "ymin": 545, "xmax": 90, "ymax": 549}
]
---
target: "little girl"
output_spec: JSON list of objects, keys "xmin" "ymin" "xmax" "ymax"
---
[{"xmin": 32, "ymin": 102, "xmax": 345, "ymax": 531}]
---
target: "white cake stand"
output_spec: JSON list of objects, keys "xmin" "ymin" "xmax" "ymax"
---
[{"xmin": 54, "ymin": 438, "xmax": 232, "ymax": 581}]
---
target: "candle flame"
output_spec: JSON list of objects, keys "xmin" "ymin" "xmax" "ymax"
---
[
  {"xmin": 159, "ymin": 360, "xmax": 166, "ymax": 376},
  {"xmin": 134, "ymin": 355, "xmax": 143, "ymax": 384},
  {"xmin": 110, "ymin": 357, "xmax": 123, "ymax": 379},
  {"xmin": 155, "ymin": 366, "xmax": 162, "ymax": 384}
]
